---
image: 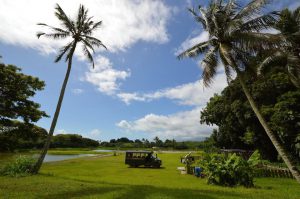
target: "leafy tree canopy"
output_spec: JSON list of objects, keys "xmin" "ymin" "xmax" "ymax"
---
[
  {"xmin": 201, "ymin": 66, "xmax": 300, "ymax": 161},
  {"xmin": 0, "ymin": 63, "xmax": 48, "ymax": 124}
]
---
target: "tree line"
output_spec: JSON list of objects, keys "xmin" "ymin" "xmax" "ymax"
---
[{"xmin": 100, "ymin": 136, "xmax": 212, "ymax": 150}]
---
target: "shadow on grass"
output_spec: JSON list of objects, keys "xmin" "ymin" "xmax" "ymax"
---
[
  {"xmin": 114, "ymin": 185, "xmax": 245, "ymax": 199},
  {"xmin": 41, "ymin": 183, "xmax": 246, "ymax": 199},
  {"xmin": 127, "ymin": 166, "xmax": 166, "ymax": 169},
  {"xmin": 41, "ymin": 186, "xmax": 120, "ymax": 199}
]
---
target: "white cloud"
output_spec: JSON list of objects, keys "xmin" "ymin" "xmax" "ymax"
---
[
  {"xmin": 0, "ymin": 0, "xmax": 174, "ymax": 55},
  {"xmin": 117, "ymin": 72, "xmax": 227, "ymax": 106},
  {"xmin": 174, "ymin": 31, "xmax": 209, "ymax": 56},
  {"xmin": 116, "ymin": 92, "xmax": 146, "ymax": 105},
  {"xmin": 84, "ymin": 56, "xmax": 130, "ymax": 95},
  {"xmin": 71, "ymin": 88, "xmax": 84, "ymax": 95},
  {"xmin": 117, "ymin": 108, "xmax": 215, "ymax": 140},
  {"xmin": 86, "ymin": 129, "xmax": 101, "ymax": 140},
  {"xmin": 116, "ymin": 72, "xmax": 227, "ymax": 140}
]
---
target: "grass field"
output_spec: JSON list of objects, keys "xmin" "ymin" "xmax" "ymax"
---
[{"xmin": 0, "ymin": 153, "xmax": 299, "ymax": 199}]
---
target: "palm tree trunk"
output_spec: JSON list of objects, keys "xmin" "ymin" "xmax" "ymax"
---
[
  {"xmin": 31, "ymin": 46, "xmax": 76, "ymax": 174},
  {"xmin": 237, "ymin": 70, "xmax": 300, "ymax": 183}
]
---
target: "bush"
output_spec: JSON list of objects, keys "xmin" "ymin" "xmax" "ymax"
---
[
  {"xmin": 0, "ymin": 155, "xmax": 36, "ymax": 177},
  {"xmin": 198, "ymin": 151, "xmax": 261, "ymax": 187}
]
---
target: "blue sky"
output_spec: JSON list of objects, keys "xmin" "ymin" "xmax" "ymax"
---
[{"xmin": 0, "ymin": 0, "xmax": 299, "ymax": 141}]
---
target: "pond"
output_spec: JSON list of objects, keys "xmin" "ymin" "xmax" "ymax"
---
[
  {"xmin": 0, "ymin": 153, "xmax": 96, "ymax": 164},
  {"xmin": 41, "ymin": 154, "xmax": 96, "ymax": 162},
  {"xmin": 93, "ymin": 149, "xmax": 116, "ymax": 152}
]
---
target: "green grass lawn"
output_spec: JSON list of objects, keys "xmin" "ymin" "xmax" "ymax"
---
[{"xmin": 0, "ymin": 153, "xmax": 299, "ymax": 199}]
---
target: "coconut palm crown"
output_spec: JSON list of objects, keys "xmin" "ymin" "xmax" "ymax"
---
[
  {"xmin": 178, "ymin": 0, "xmax": 281, "ymax": 86},
  {"xmin": 258, "ymin": 8, "xmax": 300, "ymax": 88},
  {"xmin": 37, "ymin": 3, "xmax": 107, "ymax": 67},
  {"xmin": 178, "ymin": 0, "xmax": 300, "ymax": 183}
]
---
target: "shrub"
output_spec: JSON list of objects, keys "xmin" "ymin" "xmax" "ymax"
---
[
  {"xmin": 0, "ymin": 155, "xmax": 36, "ymax": 177},
  {"xmin": 198, "ymin": 151, "xmax": 261, "ymax": 187}
]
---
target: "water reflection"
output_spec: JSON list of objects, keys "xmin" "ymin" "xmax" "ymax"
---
[
  {"xmin": 41, "ymin": 154, "xmax": 96, "ymax": 162},
  {"xmin": 0, "ymin": 153, "xmax": 96, "ymax": 164}
]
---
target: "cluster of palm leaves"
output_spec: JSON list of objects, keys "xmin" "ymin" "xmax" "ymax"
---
[
  {"xmin": 179, "ymin": 0, "xmax": 285, "ymax": 85},
  {"xmin": 37, "ymin": 4, "xmax": 106, "ymax": 67},
  {"xmin": 258, "ymin": 8, "xmax": 300, "ymax": 88},
  {"xmin": 178, "ymin": 0, "xmax": 300, "ymax": 183}
]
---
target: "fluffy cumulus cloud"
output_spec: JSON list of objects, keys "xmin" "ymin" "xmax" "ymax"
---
[
  {"xmin": 117, "ymin": 72, "xmax": 227, "ymax": 106},
  {"xmin": 84, "ymin": 56, "xmax": 130, "ymax": 95},
  {"xmin": 117, "ymin": 72, "xmax": 228, "ymax": 140},
  {"xmin": 0, "ymin": 0, "xmax": 173, "ymax": 54},
  {"xmin": 117, "ymin": 108, "xmax": 215, "ymax": 140}
]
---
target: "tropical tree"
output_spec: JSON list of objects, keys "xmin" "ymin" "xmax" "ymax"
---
[
  {"xmin": 178, "ymin": 0, "xmax": 300, "ymax": 182},
  {"xmin": 0, "ymin": 64, "xmax": 47, "ymax": 124},
  {"xmin": 258, "ymin": 7, "xmax": 300, "ymax": 88},
  {"xmin": 31, "ymin": 4, "xmax": 107, "ymax": 174}
]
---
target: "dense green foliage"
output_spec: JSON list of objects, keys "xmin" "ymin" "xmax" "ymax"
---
[
  {"xmin": 0, "ymin": 63, "xmax": 49, "ymax": 152},
  {"xmin": 0, "ymin": 155, "xmax": 35, "ymax": 177},
  {"xmin": 51, "ymin": 134, "xmax": 99, "ymax": 148},
  {"xmin": 99, "ymin": 136, "xmax": 213, "ymax": 150},
  {"xmin": 259, "ymin": 8, "xmax": 300, "ymax": 88},
  {"xmin": 0, "ymin": 121, "xmax": 47, "ymax": 151},
  {"xmin": 0, "ymin": 125, "xmax": 99, "ymax": 151},
  {"xmin": 0, "ymin": 64, "xmax": 47, "ymax": 124},
  {"xmin": 0, "ymin": 153, "xmax": 299, "ymax": 198},
  {"xmin": 201, "ymin": 66, "xmax": 300, "ymax": 161},
  {"xmin": 198, "ymin": 151, "xmax": 261, "ymax": 187}
]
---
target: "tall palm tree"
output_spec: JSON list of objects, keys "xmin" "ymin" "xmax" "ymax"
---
[
  {"xmin": 258, "ymin": 8, "xmax": 300, "ymax": 88},
  {"xmin": 178, "ymin": 0, "xmax": 300, "ymax": 183},
  {"xmin": 31, "ymin": 3, "xmax": 107, "ymax": 174}
]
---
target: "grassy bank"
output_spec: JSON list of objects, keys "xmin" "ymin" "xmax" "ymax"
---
[{"xmin": 0, "ymin": 153, "xmax": 299, "ymax": 199}]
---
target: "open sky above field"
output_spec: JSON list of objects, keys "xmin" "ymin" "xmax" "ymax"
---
[{"xmin": 0, "ymin": 0, "xmax": 299, "ymax": 141}]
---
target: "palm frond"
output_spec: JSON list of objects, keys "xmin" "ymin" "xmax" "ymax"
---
[
  {"xmin": 90, "ymin": 21, "xmax": 103, "ymax": 31},
  {"xmin": 54, "ymin": 3, "xmax": 76, "ymax": 34},
  {"xmin": 36, "ymin": 32, "xmax": 45, "ymax": 39},
  {"xmin": 82, "ymin": 44, "xmax": 94, "ymax": 68},
  {"xmin": 37, "ymin": 23, "xmax": 69, "ymax": 34},
  {"xmin": 219, "ymin": 50, "xmax": 234, "ymax": 83},
  {"xmin": 234, "ymin": 0, "xmax": 270, "ymax": 20},
  {"xmin": 199, "ymin": 6, "xmax": 211, "ymax": 32},
  {"xmin": 201, "ymin": 47, "xmax": 218, "ymax": 87},
  {"xmin": 81, "ymin": 39, "xmax": 95, "ymax": 53},
  {"xmin": 83, "ymin": 36, "xmax": 107, "ymax": 49},
  {"xmin": 287, "ymin": 55, "xmax": 300, "ymax": 88},
  {"xmin": 225, "ymin": 0, "xmax": 238, "ymax": 15},
  {"xmin": 40, "ymin": 33, "xmax": 69, "ymax": 40},
  {"xmin": 233, "ymin": 32, "xmax": 285, "ymax": 52},
  {"xmin": 257, "ymin": 51, "xmax": 286, "ymax": 74},
  {"xmin": 293, "ymin": 7, "xmax": 300, "ymax": 23},
  {"xmin": 76, "ymin": 4, "xmax": 88, "ymax": 33},
  {"xmin": 177, "ymin": 41, "xmax": 210, "ymax": 59},
  {"xmin": 188, "ymin": 8, "xmax": 207, "ymax": 29},
  {"xmin": 240, "ymin": 12, "xmax": 279, "ymax": 32},
  {"xmin": 55, "ymin": 41, "xmax": 74, "ymax": 63}
]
